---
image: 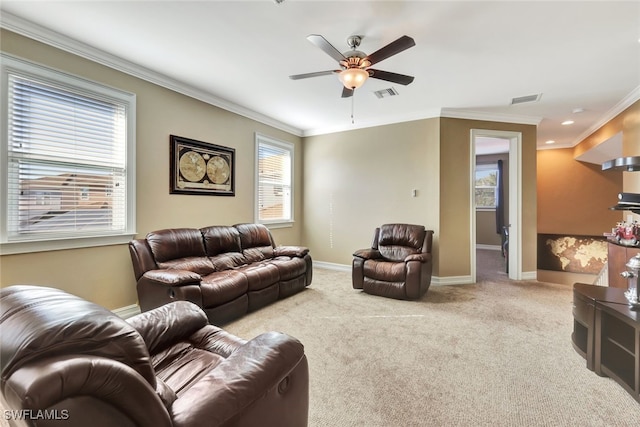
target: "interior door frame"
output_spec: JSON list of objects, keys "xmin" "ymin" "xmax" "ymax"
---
[{"xmin": 470, "ymin": 129, "xmax": 522, "ymax": 281}]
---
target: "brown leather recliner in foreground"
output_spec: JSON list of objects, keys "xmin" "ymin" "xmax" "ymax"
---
[
  {"xmin": 0, "ymin": 285, "xmax": 309, "ymax": 427},
  {"xmin": 352, "ymin": 223, "xmax": 434, "ymax": 300}
]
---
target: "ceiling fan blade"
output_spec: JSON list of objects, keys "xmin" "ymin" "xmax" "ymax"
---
[
  {"xmin": 368, "ymin": 69, "xmax": 415, "ymax": 85},
  {"xmin": 307, "ymin": 34, "xmax": 347, "ymax": 63},
  {"xmin": 289, "ymin": 70, "xmax": 339, "ymax": 80},
  {"xmin": 365, "ymin": 35, "xmax": 416, "ymax": 66},
  {"xmin": 341, "ymin": 87, "xmax": 354, "ymax": 98}
]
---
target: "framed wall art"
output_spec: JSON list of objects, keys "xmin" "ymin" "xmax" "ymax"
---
[{"xmin": 170, "ymin": 135, "xmax": 235, "ymax": 196}]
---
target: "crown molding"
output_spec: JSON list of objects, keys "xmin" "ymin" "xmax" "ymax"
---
[
  {"xmin": 440, "ymin": 108, "xmax": 543, "ymax": 125},
  {"xmin": 570, "ymin": 85, "xmax": 640, "ymax": 147},
  {"xmin": 302, "ymin": 108, "xmax": 442, "ymax": 137},
  {"xmin": 0, "ymin": 12, "xmax": 304, "ymax": 137}
]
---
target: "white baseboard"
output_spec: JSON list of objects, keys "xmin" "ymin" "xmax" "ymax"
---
[
  {"xmin": 112, "ymin": 304, "xmax": 141, "ymax": 319},
  {"xmin": 314, "ymin": 262, "xmax": 474, "ymax": 286},
  {"xmin": 431, "ymin": 275, "xmax": 474, "ymax": 286},
  {"xmin": 476, "ymin": 244, "xmax": 502, "ymax": 251},
  {"xmin": 521, "ymin": 271, "xmax": 537, "ymax": 281},
  {"xmin": 314, "ymin": 261, "xmax": 351, "ymax": 272}
]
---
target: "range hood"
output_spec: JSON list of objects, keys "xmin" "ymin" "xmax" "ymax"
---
[{"xmin": 602, "ymin": 156, "xmax": 640, "ymax": 172}]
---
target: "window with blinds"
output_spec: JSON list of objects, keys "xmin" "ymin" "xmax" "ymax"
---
[
  {"xmin": 1, "ymin": 55, "xmax": 136, "ymax": 253},
  {"xmin": 255, "ymin": 134, "xmax": 293, "ymax": 225}
]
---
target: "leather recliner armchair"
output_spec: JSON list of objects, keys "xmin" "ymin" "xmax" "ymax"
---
[
  {"xmin": 352, "ymin": 223, "xmax": 434, "ymax": 300},
  {"xmin": 0, "ymin": 285, "xmax": 309, "ymax": 427}
]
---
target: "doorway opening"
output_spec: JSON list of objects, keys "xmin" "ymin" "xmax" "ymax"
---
[{"xmin": 470, "ymin": 130, "xmax": 522, "ymax": 282}]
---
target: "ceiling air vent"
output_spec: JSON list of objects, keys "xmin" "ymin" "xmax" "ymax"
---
[
  {"xmin": 510, "ymin": 93, "xmax": 542, "ymax": 105},
  {"xmin": 374, "ymin": 87, "xmax": 399, "ymax": 99}
]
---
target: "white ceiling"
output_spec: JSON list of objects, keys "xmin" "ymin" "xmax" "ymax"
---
[{"xmin": 1, "ymin": 1, "xmax": 639, "ymax": 149}]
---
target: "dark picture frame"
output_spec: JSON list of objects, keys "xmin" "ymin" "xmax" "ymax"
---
[{"xmin": 169, "ymin": 135, "xmax": 235, "ymax": 196}]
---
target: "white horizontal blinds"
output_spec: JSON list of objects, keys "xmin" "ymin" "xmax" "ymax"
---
[
  {"xmin": 257, "ymin": 141, "xmax": 291, "ymax": 221},
  {"xmin": 7, "ymin": 73, "xmax": 128, "ymax": 238}
]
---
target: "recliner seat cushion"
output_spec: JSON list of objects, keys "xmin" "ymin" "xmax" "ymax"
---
[
  {"xmin": 363, "ymin": 259, "xmax": 407, "ymax": 282},
  {"xmin": 152, "ymin": 341, "xmax": 226, "ymax": 398}
]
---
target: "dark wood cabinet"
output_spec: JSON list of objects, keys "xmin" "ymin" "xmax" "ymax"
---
[
  {"xmin": 595, "ymin": 302, "xmax": 640, "ymax": 401},
  {"xmin": 572, "ymin": 283, "xmax": 628, "ymax": 371},
  {"xmin": 573, "ymin": 283, "xmax": 640, "ymax": 403},
  {"xmin": 608, "ymin": 242, "xmax": 640, "ymax": 289}
]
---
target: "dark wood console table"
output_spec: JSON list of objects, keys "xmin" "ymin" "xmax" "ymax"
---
[{"xmin": 573, "ymin": 283, "xmax": 640, "ymax": 403}]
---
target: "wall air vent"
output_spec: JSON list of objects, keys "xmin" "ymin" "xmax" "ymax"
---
[
  {"xmin": 374, "ymin": 87, "xmax": 399, "ymax": 99},
  {"xmin": 510, "ymin": 93, "xmax": 542, "ymax": 105}
]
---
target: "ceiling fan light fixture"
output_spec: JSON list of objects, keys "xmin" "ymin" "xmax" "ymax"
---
[{"xmin": 339, "ymin": 68, "xmax": 369, "ymax": 89}]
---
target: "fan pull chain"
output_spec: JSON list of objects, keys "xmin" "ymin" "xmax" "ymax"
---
[{"xmin": 351, "ymin": 90, "xmax": 355, "ymax": 124}]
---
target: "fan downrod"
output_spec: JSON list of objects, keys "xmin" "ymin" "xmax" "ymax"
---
[{"xmin": 346, "ymin": 35, "xmax": 362, "ymax": 50}]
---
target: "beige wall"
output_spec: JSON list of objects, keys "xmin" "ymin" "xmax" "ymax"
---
[
  {"xmin": 303, "ymin": 117, "xmax": 537, "ymax": 278},
  {"xmin": 0, "ymin": 30, "xmax": 303, "ymax": 309},
  {"xmin": 439, "ymin": 118, "xmax": 537, "ymax": 276},
  {"xmin": 302, "ymin": 119, "xmax": 441, "ymax": 273}
]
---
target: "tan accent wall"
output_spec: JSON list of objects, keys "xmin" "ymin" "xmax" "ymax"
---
[
  {"xmin": 0, "ymin": 30, "xmax": 303, "ymax": 309},
  {"xmin": 439, "ymin": 118, "xmax": 537, "ymax": 276},
  {"xmin": 537, "ymin": 148, "xmax": 622, "ymax": 235},
  {"xmin": 302, "ymin": 119, "xmax": 441, "ymax": 273},
  {"xmin": 537, "ymin": 100, "xmax": 639, "ymax": 239}
]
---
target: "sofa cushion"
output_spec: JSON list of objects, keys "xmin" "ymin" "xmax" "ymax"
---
[
  {"xmin": 200, "ymin": 270, "xmax": 249, "ymax": 307},
  {"xmin": 147, "ymin": 228, "xmax": 207, "ymax": 262},
  {"xmin": 147, "ymin": 228, "xmax": 215, "ymax": 275},
  {"xmin": 209, "ymin": 252, "xmax": 246, "ymax": 271},
  {"xmin": 235, "ymin": 263, "xmax": 280, "ymax": 291},
  {"xmin": 235, "ymin": 223, "xmax": 275, "ymax": 260},
  {"xmin": 201, "ymin": 226, "xmax": 242, "ymax": 256},
  {"xmin": 270, "ymin": 256, "xmax": 307, "ymax": 281}
]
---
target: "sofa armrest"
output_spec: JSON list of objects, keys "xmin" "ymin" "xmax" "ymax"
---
[
  {"xmin": 274, "ymin": 245, "xmax": 309, "ymax": 257},
  {"xmin": 127, "ymin": 301, "xmax": 209, "ymax": 354},
  {"xmin": 3, "ymin": 355, "xmax": 172, "ymax": 427},
  {"xmin": 170, "ymin": 332, "xmax": 307, "ymax": 427},
  {"xmin": 140, "ymin": 269, "xmax": 201, "ymax": 287},
  {"xmin": 353, "ymin": 248, "xmax": 383, "ymax": 260},
  {"xmin": 404, "ymin": 253, "xmax": 431, "ymax": 263}
]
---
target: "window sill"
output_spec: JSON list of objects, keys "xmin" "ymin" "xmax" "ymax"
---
[
  {"xmin": 1, "ymin": 233, "xmax": 136, "ymax": 255},
  {"xmin": 259, "ymin": 221, "xmax": 294, "ymax": 230},
  {"xmin": 476, "ymin": 207, "xmax": 497, "ymax": 212}
]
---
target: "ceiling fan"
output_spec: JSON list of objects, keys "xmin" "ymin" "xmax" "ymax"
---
[{"xmin": 289, "ymin": 34, "xmax": 416, "ymax": 98}]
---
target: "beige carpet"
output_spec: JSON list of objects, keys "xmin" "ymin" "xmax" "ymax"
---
[{"xmin": 225, "ymin": 252, "xmax": 640, "ymax": 426}]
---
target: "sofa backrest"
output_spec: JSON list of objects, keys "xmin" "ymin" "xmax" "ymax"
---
[
  {"xmin": 201, "ymin": 225, "xmax": 246, "ymax": 270},
  {"xmin": 377, "ymin": 223, "xmax": 427, "ymax": 262},
  {"xmin": 0, "ymin": 285, "xmax": 156, "ymax": 388},
  {"xmin": 146, "ymin": 228, "xmax": 215, "ymax": 275},
  {"xmin": 235, "ymin": 223, "xmax": 275, "ymax": 262}
]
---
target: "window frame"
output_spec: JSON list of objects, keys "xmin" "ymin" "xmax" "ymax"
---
[
  {"xmin": 474, "ymin": 163, "xmax": 499, "ymax": 211},
  {"xmin": 0, "ymin": 53, "xmax": 136, "ymax": 254},
  {"xmin": 254, "ymin": 133, "xmax": 294, "ymax": 228}
]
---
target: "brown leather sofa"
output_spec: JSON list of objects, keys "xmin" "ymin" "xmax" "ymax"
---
[
  {"xmin": 129, "ymin": 223, "xmax": 312, "ymax": 324},
  {"xmin": 352, "ymin": 223, "xmax": 434, "ymax": 300},
  {"xmin": 0, "ymin": 285, "xmax": 309, "ymax": 427}
]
